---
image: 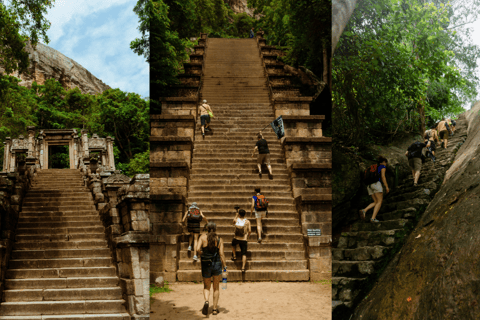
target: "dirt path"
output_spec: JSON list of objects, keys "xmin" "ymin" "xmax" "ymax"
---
[{"xmin": 150, "ymin": 282, "xmax": 331, "ymax": 320}]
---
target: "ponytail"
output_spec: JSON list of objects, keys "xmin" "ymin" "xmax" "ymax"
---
[{"xmin": 206, "ymin": 222, "xmax": 217, "ymax": 248}]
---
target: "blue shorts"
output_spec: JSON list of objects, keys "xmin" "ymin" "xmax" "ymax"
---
[
  {"xmin": 201, "ymin": 259, "xmax": 222, "ymax": 278},
  {"xmin": 200, "ymin": 115, "xmax": 210, "ymax": 126}
]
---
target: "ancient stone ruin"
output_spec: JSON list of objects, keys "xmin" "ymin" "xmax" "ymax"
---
[
  {"xmin": 150, "ymin": 33, "xmax": 332, "ymax": 283},
  {"xmin": 0, "ymin": 128, "xmax": 150, "ymax": 319}
]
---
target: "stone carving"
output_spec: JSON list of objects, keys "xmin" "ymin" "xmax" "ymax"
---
[
  {"xmin": 11, "ymin": 137, "xmax": 28, "ymax": 151},
  {"xmin": 88, "ymin": 135, "xmax": 106, "ymax": 149}
]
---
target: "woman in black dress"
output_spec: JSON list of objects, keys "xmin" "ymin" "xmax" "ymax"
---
[
  {"xmin": 196, "ymin": 222, "xmax": 226, "ymax": 315},
  {"xmin": 182, "ymin": 202, "xmax": 207, "ymax": 261}
]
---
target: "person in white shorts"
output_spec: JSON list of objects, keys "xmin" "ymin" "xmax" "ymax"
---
[
  {"xmin": 359, "ymin": 156, "xmax": 389, "ymax": 223},
  {"xmin": 250, "ymin": 188, "xmax": 268, "ymax": 242}
]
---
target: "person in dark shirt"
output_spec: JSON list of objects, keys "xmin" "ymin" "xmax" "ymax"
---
[
  {"xmin": 252, "ymin": 133, "xmax": 273, "ymax": 178},
  {"xmin": 405, "ymin": 140, "xmax": 428, "ymax": 186},
  {"xmin": 359, "ymin": 156, "xmax": 389, "ymax": 223}
]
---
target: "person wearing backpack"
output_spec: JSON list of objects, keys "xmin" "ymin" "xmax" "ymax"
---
[
  {"xmin": 196, "ymin": 222, "xmax": 226, "ymax": 316},
  {"xmin": 250, "ymin": 187, "xmax": 268, "ymax": 242},
  {"xmin": 405, "ymin": 140, "xmax": 427, "ymax": 187},
  {"xmin": 231, "ymin": 209, "xmax": 251, "ymax": 273},
  {"xmin": 249, "ymin": 27, "xmax": 255, "ymax": 38},
  {"xmin": 182, "ymin": 202, "xmax": 208, "ymax": 261},
  {"xmin": 436, "ymin": 118, "xmax": 452, "ymax": 149},
  {"xmin": 252, "ymin": 133, "xmax": 273, "ymax": 179},
  {"xmin": 359, "ymin": 156, "xmax": 389, "ymax": 223},
  {"xmin": 198, "ymin": 100, "xmax": 213, "ymax": 138}
]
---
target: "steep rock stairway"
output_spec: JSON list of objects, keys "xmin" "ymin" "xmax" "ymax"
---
[
  {"xmin": 332, "ymin": 119, "xmax": 468, "ymax": 313},
  {"xmin": 177, "ymin": 38, "xmax": 309, "ymax": 281},
  {"xmin": 0, "ymin": 169, "xmax": 129, "ymax": 320}
]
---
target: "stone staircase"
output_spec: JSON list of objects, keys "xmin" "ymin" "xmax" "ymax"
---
[
  {"xmin": 0, "ymin": 169, "xmax": 129, "ymax": 319},
  {"xmin": 332, "ymin": 119, "xmax": 468, "ymax": 312},
  {"xmin": 176, "ymin": 38, "xmax": 309, "ymax": 281}
]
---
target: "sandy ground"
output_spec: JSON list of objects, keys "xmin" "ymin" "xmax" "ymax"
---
[{"xmin": 150, "ymin": 282, "xmax": 331, "ymax": 320}]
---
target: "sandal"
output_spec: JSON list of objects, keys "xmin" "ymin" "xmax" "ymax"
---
[
  {"xmin": 212, "ymin": 309, "xmax": 219, "ymax": 315},
  {"xmin": 370, "ymin": 218, "xmax": 379, "ymax": 223},
  {"xmin": 202, "ymin": 302, "xmax": 209, "ymax": 315},
  {"xmin": 231, "ymin": 256, "xmax": 236, "ymax": 261},
  {"xmin": 241, "ymin": 268, "xmax": 245, "ymax": 273}
]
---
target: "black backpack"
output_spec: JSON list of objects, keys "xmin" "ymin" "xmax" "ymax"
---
[{"xmin": 364, "ymin": 164, "xmax": 380, "ymax": 185}]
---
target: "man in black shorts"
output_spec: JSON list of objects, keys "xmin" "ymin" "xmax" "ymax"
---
[{"xmin": 252, "ymin": 133, "xmax": 273, "ymax": 178}]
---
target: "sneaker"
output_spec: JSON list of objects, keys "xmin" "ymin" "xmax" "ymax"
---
[
  {"xmin": 370, "ymin": 218, "xmax": 379, "ymax": 223},
  {"xmin": 258, "ymin": 238, "xmax": 262, "ymax": 243},
  {"xmin": 193, "ymin": 255, "xmax": 198, "ymax": 261},
  {"xmin": 258, "ymin": 171, "xmax": 262, "ymax": 177},
  {"xmin": 188, "ymin": 246, "xmax": 192, "ymax": 252},
  {"xmin": 205, "ymin": 127, "xmax": 210, "ymax": 132}
]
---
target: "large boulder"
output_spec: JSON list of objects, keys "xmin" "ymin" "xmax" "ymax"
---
[{"xmin": 352, "ymin": 101, "xmax": 480, "ymax": 319}]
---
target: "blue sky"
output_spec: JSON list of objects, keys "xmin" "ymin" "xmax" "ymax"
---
[{"xmin": 44, "ymin": 0, "xmax": 148, "ymax": 98}]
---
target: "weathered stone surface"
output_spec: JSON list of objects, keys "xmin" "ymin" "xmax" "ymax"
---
[{"xmin": 1, "ymin": 43, "xmax": 110, "ymax": 94}]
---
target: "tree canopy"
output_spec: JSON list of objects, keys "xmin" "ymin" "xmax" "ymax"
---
[
  {"xmin": 0, "ymin": 0, "xmax": 54, "ymax": 74},
  {"xmin": 0, "ymin": 76, "xmax": 149, "ymax": 176},
  {"xmin": 333, "ymin": 0, "xmax": 480, "ymax": 148}
]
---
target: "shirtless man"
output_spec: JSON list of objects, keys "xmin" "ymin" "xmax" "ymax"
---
[{"xmin": 198, "ymin": 100, "xmax": 213, "ymax": 138}]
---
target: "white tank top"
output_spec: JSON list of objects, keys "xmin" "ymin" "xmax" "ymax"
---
[{"xmin": 235, "ymin": 218, "xmax": 247, "ymax": 227}]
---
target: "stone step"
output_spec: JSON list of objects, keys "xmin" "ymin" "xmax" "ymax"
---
[
  {"xmin": 187, "ymin": 203, "xmax": 295, "ymax": 211},
  {"xmin": 3, "ymin": 287, "xmax": 122, "ymax": 302},
  {"xmin": 189, "ymin": 175, "xmax": 289, "ymax": 182},
  {"xmin": 17, "ymin": 221, "xmax": 103, "ymax": 229},
  {"xmin": 180, "ymin": 249, "xmax": 305, "ymax": 260},
  {"xmin": 213, "ymin": 225, "xmax": 301, "ymax": 234},
  {"xmin": 203, "ymin": 217, "xmax": 300, "ymax": 227},
  {"xmin": 187, "ymin": 196, "xmax": 294, "ymax": 205},
  {"xmin": 18, "ymin": 216, "xmax": 101, "ymax": 223},
  {"xmin": 4, "ymin": 277, "xmax": 119, "ymax": 290},
  {"xmin": 23, "ymin": 196, "xmax": 93, "ymax": 203},
  {"xmin": 11, "ymin": 248, "xmax": 111, "ymax": 260},
  {"xmin": 179, "ymin": 242, "xmax": 304, "ymax": 251},
  {"xmin": 9, "ymin": 257, "xmax": 112, "ymax": 269},
  {"xmin": 16, "ymin": 226, "xmax": 105, "ymax": 235},
  {"xmin": 190, "ymin": 164, "xmax": 287, "ymax": 172},
  {"xmin": 187, "ymin": 211, "xmax": 299, "ymax": 219},
  {"xmin": 21, "ymin": 205, "xmax": 96, "ymax": 213},
  {"xmin": 176, "ymin": 269, "xmax": 310, "ymax": 281},
  {"xmin": 19, "ymin": 211, "xmax": 98, "ymax": 218},
  {"xmin": 188, "ymin": 233, "xmax": 303, "ymax": 243},
  {"xmin": 332, "ymin": 246, "xmax": 387, "ymax": 261},
  {"xmin": 16, "ymin": 233, "xmax": 106, "ymax": 242},
  {"xmin": 332, "ymin": 277, "xmax": 367, "ymax": 302},
  {"xmin": 191, "ymin": 153, "xmax": 284, "ymax": 160},
  {"xmin": 350, "ymin": 219, "xmax": 411, "ymax": 232},
  {"xmin": 380, "ymin": 207, "xmax": 417, "ymax": 221},
  {"xmin": 189, "ymin": 177, "xmax": 290, "ymax": 186},
  {"xmin": 24, "ymin": 192, "xmax": 92, "ymax": 198},
  {"xmin": 189, "ymin": 168, "xmax": 287, "ymax": 175},
  {"xmin": 332, "ymin": 260, "xmax": 376, "ymax": 277},
  {"xmin": 14, "ymin": 241, "xmax": 107, "ymax": 250},
  {"xmin": 0, "ymin": 300, "xmax": 125, "ymax": 316},
  {"xmin": 6, "ymin": 267, "xmax": 116, "ymax": 279},
  {"xmin": 179, "ymin": 259, "xmax": 307, "ymax": 271},
  {"xmin": 336, "ymin": 230, "xmax": 404, "ymax": 249},
  {"xmin": 381, "ymin": 198, "xmax": 429, "ymax": 214},
  {"xmin": 188, "ymin": 191, "xmax": 293, "ymax": 199}
]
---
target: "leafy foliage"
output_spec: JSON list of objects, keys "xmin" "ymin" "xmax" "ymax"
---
[
  {"xmin": 0, "ymin": 76, "xmax": 149, "ymax": 176},
  {"xmin": 0, "ymin": 0, "xmax": 54, "ymax": 74},
  {"xmin": 333, "ymin": 0, "xmax": 479, "ymax": 148}
]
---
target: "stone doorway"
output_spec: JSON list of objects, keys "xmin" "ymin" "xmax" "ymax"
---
[{"xmin": 48, "ymin": 145, "xmax": 70, "ymax": 169}]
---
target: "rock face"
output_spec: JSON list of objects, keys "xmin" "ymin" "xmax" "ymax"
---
[
  {"xmin": 1, "ymin": 43, "xmax": 110, "ymax": 95},
  {"xmin": 225, "ymin": 0, "xmax": 256, "ymax": 16},
  {"xmin": 348, "ymin": 103, "xmax": 480, "ymax": 319}
]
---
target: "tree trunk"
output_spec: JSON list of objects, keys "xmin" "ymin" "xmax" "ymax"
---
[{"xmin": 418, "ymin": 103, "xmax": 425, "ymax": 137}]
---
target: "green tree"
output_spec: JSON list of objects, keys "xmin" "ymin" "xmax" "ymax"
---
[
  {"xmin": 333, "ymin": 0, "xmax": 477, "ymax": 147},
  {"xmin": 0, "ymin": 0, "xmax": 55, "ymax": 74}
]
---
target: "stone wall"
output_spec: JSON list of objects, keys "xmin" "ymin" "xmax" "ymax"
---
[
  {"xmin": 0, "ymin": 163, "xmax": 36, "ymax": 302},
  {"xmin": 83, "ymin": 168, "xmax": 150, "ymax": 320}
]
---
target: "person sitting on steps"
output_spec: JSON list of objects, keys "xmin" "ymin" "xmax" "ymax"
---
[
  {"xmin": 199, "ymin": 99, "xmax": 213, "ymax": 138},
  {"xmin": 359, "ymin": 156, "xmax": 389, "ymax": 223},
  {"xmin": 406, "ymin": 139, "xmax": 427, "ymax": 187},
  {"xmin": 182, "ymin": 202, "xmax": 208, "ymax": 262},
  {"xmin": 197, "ymin": 222, "xmax": 226, "ymax": 316},
  {"xmin": 252, "ymin": 133, "xmax": 273, "ymax": 179},
  {"xmin": 232, "ymin": 208, "xmax": 251, "ymax": 273},
  {"xmin": 436, "ymin": 118, "xmax": 452, "ymax": 149},
  {"xmin": 251, "ymin": 187, "xmax": 268, "ymax": 242}
]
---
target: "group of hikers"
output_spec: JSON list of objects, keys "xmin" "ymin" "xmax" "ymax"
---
[
  {"xmin": 182, "ymin": 188, "xmax": 269, "ymax": 316},
  {"xmin": 359, "ymin": 118, "xmax": 456, "ymax": 223},
  {"xmin": 199, "ymin": 100, "xmax": 274, "ymax": 178}
]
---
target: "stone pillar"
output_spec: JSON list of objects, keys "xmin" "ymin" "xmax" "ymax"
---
[
  {"xmin": 3, "ymin": 138, "xmax": 11, "ymax": 172},
  {"xmin": 38, "ymin": 133, "xmax": 45, "ymax": 170},
  {"xmin": 27, "ymin": 126, "xmax": 35, "ymax": 158},
  {"xmin": 106, "ymin": 136, "xmax": 115, "ymax": 171},
  {"xmin": 73, "ymin": 136, "xmax": 79, "ymax": 169},
  {"xmin": 9, "ymin": 152, "xmax": 16, "ymax": 173},
  {"xmin": 81, "ymin": 129, "xmax": 89, "ymax": 159}
]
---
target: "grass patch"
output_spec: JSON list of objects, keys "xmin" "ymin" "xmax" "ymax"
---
[
  {"xmin": 150, "ymin": 281, "xmax": 172, "ymax": 296},
  {"xmin": 313, "ymin": 279, "xmax": 332, "ymax": 285}
]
